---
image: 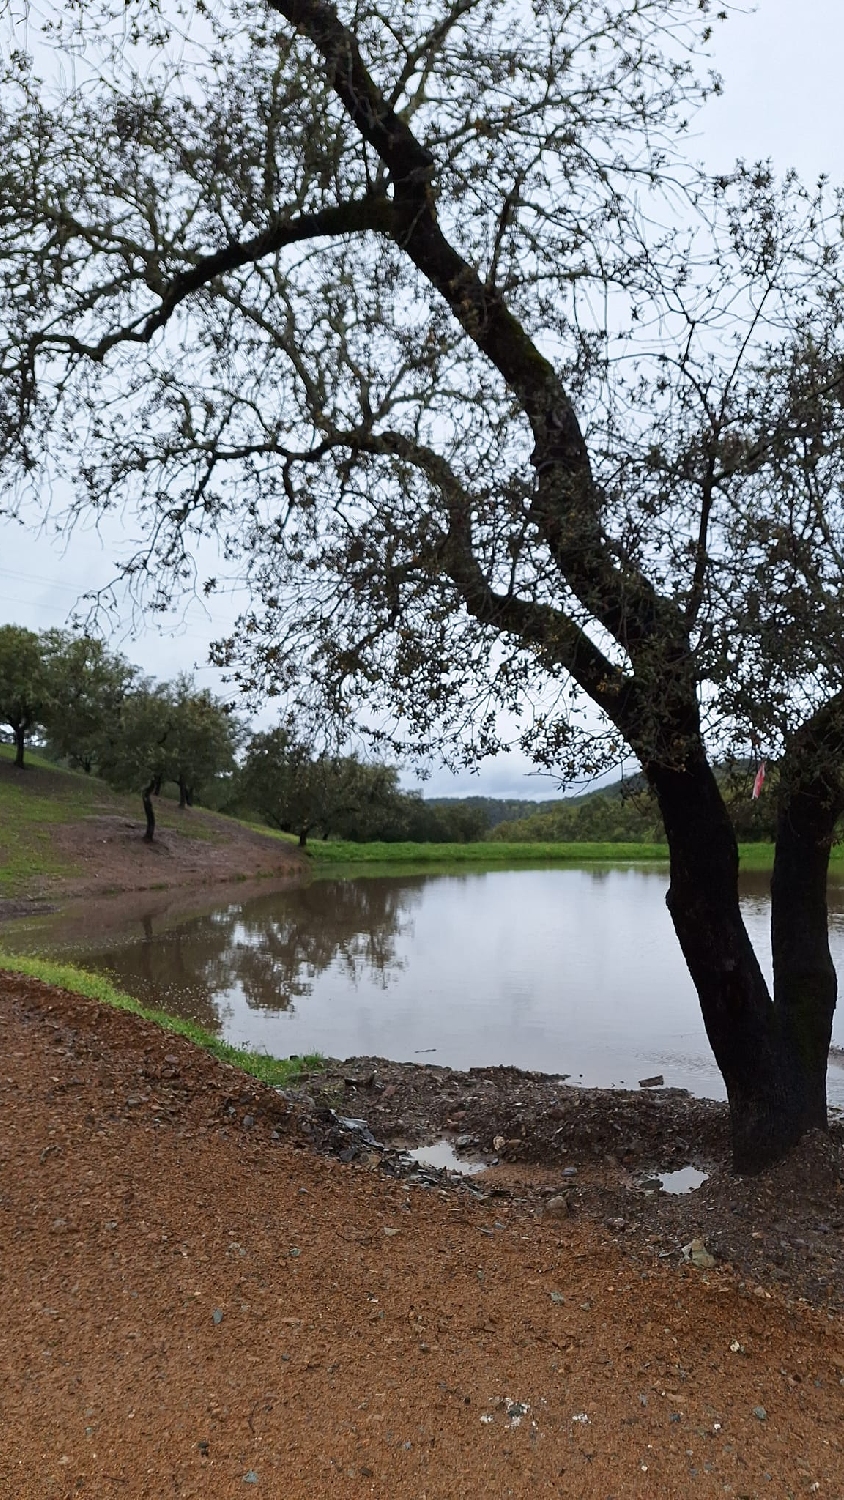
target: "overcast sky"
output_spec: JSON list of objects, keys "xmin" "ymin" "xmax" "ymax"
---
[{"xmin": 2, "ymin": 0, "xmax": 843, "ymax": 798}]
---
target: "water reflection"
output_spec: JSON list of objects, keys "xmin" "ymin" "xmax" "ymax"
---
[
  {"xmin": 61, "ymin": 877, "xmax": 422, "ymax": 1028},
  {"xmin": 8, "ymin": 863, "xmax": 844, "ymax": 1104}
]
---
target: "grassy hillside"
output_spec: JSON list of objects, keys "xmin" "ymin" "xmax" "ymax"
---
[
  {"xmin": 0, "ymin": 746, "xmax": 118, "ymax": 892},
  {"xmin": 0, "ymin": 747, "xmax": 300, "ymax": 897}
]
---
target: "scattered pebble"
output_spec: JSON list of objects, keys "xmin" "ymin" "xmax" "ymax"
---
[
  {"xmin": 545, "ymin": 1196, "xmax": 571, "ymax": 1218},
  {"xmin": 682, "ymin": 1238, "xmax": 716, "ymax": 1270}
]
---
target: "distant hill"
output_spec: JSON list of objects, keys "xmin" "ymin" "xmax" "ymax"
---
[
  {"xmin": 427, "ymin": 765, "xmax": 778, "ymax": 843},
  {"xmin": 425, "ymin": 795, "xmax": 571, "ymax": 829}
]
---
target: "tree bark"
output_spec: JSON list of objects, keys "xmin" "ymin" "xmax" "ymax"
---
[
  {"xmin": 14, "ymin": 723, "xmax": 25, "ymax": 768},
  {"xmin": 298, "ymin": 827, "xmax": 308, "ymax": 847},
  {"xmin": 769, "ymin": 792, "xmax": 836, "ymax": 1134},
  {"xmin": 178, "ymin": 775, "xmax": 187, "ymax": 809},
  {"xmin": 769, "ymin": 700, "xmax": 844, "ymax": 1137},
  {"xmin": 648, "ymin": 746, "xmax": 807, "ymax": 1172},
  {"xmin": 142, "ymin": 779, "xmax": 156, "ymax": 843}
]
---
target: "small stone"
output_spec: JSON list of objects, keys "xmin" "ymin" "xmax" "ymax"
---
[
  {"xmin": 212, "ymin": 1309, "xmax": 223, "ymax": 1325},
  {"xmin": 383, "ymin": 1227, "xmax": 400, "ymax": 1237},
  {"xmin": 638, "ymin": 1075, "xmax": 664, "ymax": 1088},
  {"xmin": 493, "ymin": 1134, "xmax": 505, "ymax": 1152},
  {"xmin": 289, "ymin": 1247, "xmax": 301, "ymax": 1258},
  {"xmin": 545, "ymin": 1195, "xmax": 571, "ymax": 1218},
  {"xmin": 125, "ymin": 1095, "xmax": 142, "ymax": 1108},
  {"xmin": 683, "ymin": 1238, "xmax": 716, "ymax": 1269},
  {"xmin": 753, "ymin": 1406, "xmax": 768, "ymax": 1421},
  {"xmin": 455, "ymin": 1134, "xmax": 475, "ymax": 1148},
  {"xmin": 243, "ymin": 1114, "xmax": 255, "ymax": 1129},
  {"xmin": 550, "ymin": 1291, "xmax": 565, "ymax": 1304},
  {"xmin": 243, "ymin": 1471, "xmax": 259, "ymax": 1483},
  {"xmin": 561, "ymin": 1166, "xmax": 578, "ymax": 1178}
]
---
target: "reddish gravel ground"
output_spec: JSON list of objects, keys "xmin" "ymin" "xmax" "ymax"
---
[{"xmin": 2, "ymin": 971, "xmax": 844, "ymax": 1499}]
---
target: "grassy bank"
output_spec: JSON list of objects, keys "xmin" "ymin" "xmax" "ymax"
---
[
  {"xmin": 308, "ymin": 839, "xmax": 844, "ymax": 873},
  {"xmin": 307, "ymin": 839, "xmax": 672, "ymax": 865},
  {"xmin": 0, "ymin": 952, "xmax": 319, "ymax": 1087}
]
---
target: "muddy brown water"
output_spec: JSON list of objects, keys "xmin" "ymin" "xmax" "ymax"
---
[{"xmin": 7, "ymin": 864, "xmax": 844, "ymax": 1105}]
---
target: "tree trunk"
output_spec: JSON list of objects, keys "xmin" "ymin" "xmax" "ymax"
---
[
  {"xmin": 14, "ymin": 724, "xmax": 25, "ymax": 768},
  {"xmin": 649, "ymin": 747, "xmax": 810, "ymax": 1173},
  {"xmin": 142, "ymin": 779, "xmax": 156, "ymax": 842},
  {"xmin": 178, "ymin": 775, "xmax": 187, "ymax": 809},
  {"xmin": 298, "ymin": 827, "xmax": 308, "ymax": 847},
  {"xmin": 769, "ymin": 701, "xmax": 844, "ymax": 1138},
  {"xmin": 769, "ymin": 793, "xmax": 836, "ymax": 1135}
]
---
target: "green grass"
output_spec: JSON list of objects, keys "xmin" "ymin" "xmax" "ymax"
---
[
  {"xmin": 0, "ymin": 747, "xmax": 96, "ymax": 891},
  {"xmin": 0, "ymin": 746, "xmax": 293, "ymax": 895},
  {"xmin": 309, "ymin": 838, "xmax": 844, "ymax": 874},
  {"xmin": 0, "ymin": 951, "xmax": 321, "ymax": 1088},
  {"xmin": 308, "ymin": 838, "xmax": 672, "ymax": 865}
]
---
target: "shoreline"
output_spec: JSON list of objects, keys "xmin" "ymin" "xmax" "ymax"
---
[{"xmin": 2, "ymin": 958, "xmax": 844, "ymax": 1315}]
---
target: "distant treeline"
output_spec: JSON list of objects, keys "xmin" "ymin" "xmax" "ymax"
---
[
  {"xmin": 1, "ymin": 623, "xmax": 778, "ymax": 846},
  {"xmin": 484, "ymin": 768, "xmax": 777, "ymax": 843}
]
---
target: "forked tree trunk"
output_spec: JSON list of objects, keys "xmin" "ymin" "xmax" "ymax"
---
[{"xmin": 648, "ymin": 747, "xmax": 832, "ymax": 1172}]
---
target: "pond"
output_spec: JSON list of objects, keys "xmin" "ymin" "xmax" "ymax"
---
[{"xmin": 10, "ymin": 864, "xmax": 844, "ymax": 1105}]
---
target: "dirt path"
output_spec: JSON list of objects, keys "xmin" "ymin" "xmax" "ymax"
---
[{"xmin": 2, "ymin": 972, "xmax": 843, "ymax": 1498}]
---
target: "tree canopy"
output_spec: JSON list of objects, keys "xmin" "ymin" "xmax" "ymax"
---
[
  {"xmin": 4, "ymin": 0, "xmax": 844, "ymax": 1167},
  {"xmin": 41, "ymin": 631, "xmax": 136, "ymax": 773},
  {"xmin": 0, "ymin": 625, "xmax": 49, "ymax": 768}
]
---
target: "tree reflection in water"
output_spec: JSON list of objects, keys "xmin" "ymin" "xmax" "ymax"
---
[{"xmin": 71, "ymin": 877, "xmax": 423, "ymax": 1029}]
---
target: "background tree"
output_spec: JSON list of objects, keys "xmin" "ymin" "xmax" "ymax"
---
[
  {"xmin": 6, "ymin": 0, "xmax": 844, "ymax": 1167},
  {"xmin": 0, "ymin": 625, "xmax": 48, "ymax": 769},
  {"xmin": 41, "ymin": 631, "xmax": 136, "ymax": 773},
  {"xmin": 97, "ymin": 681, "xmax": 174, "ymax": 842},
  {"xmin": 241, "ymin": 728, "xmax": 377, "ymax": 846},
  {"xmin": 98, "ymin": 677, "xmax": 240, "ymax": 837},
  {"xmin": 166, "ymin": 675, "xmax": 240, "ymax": 808}
]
